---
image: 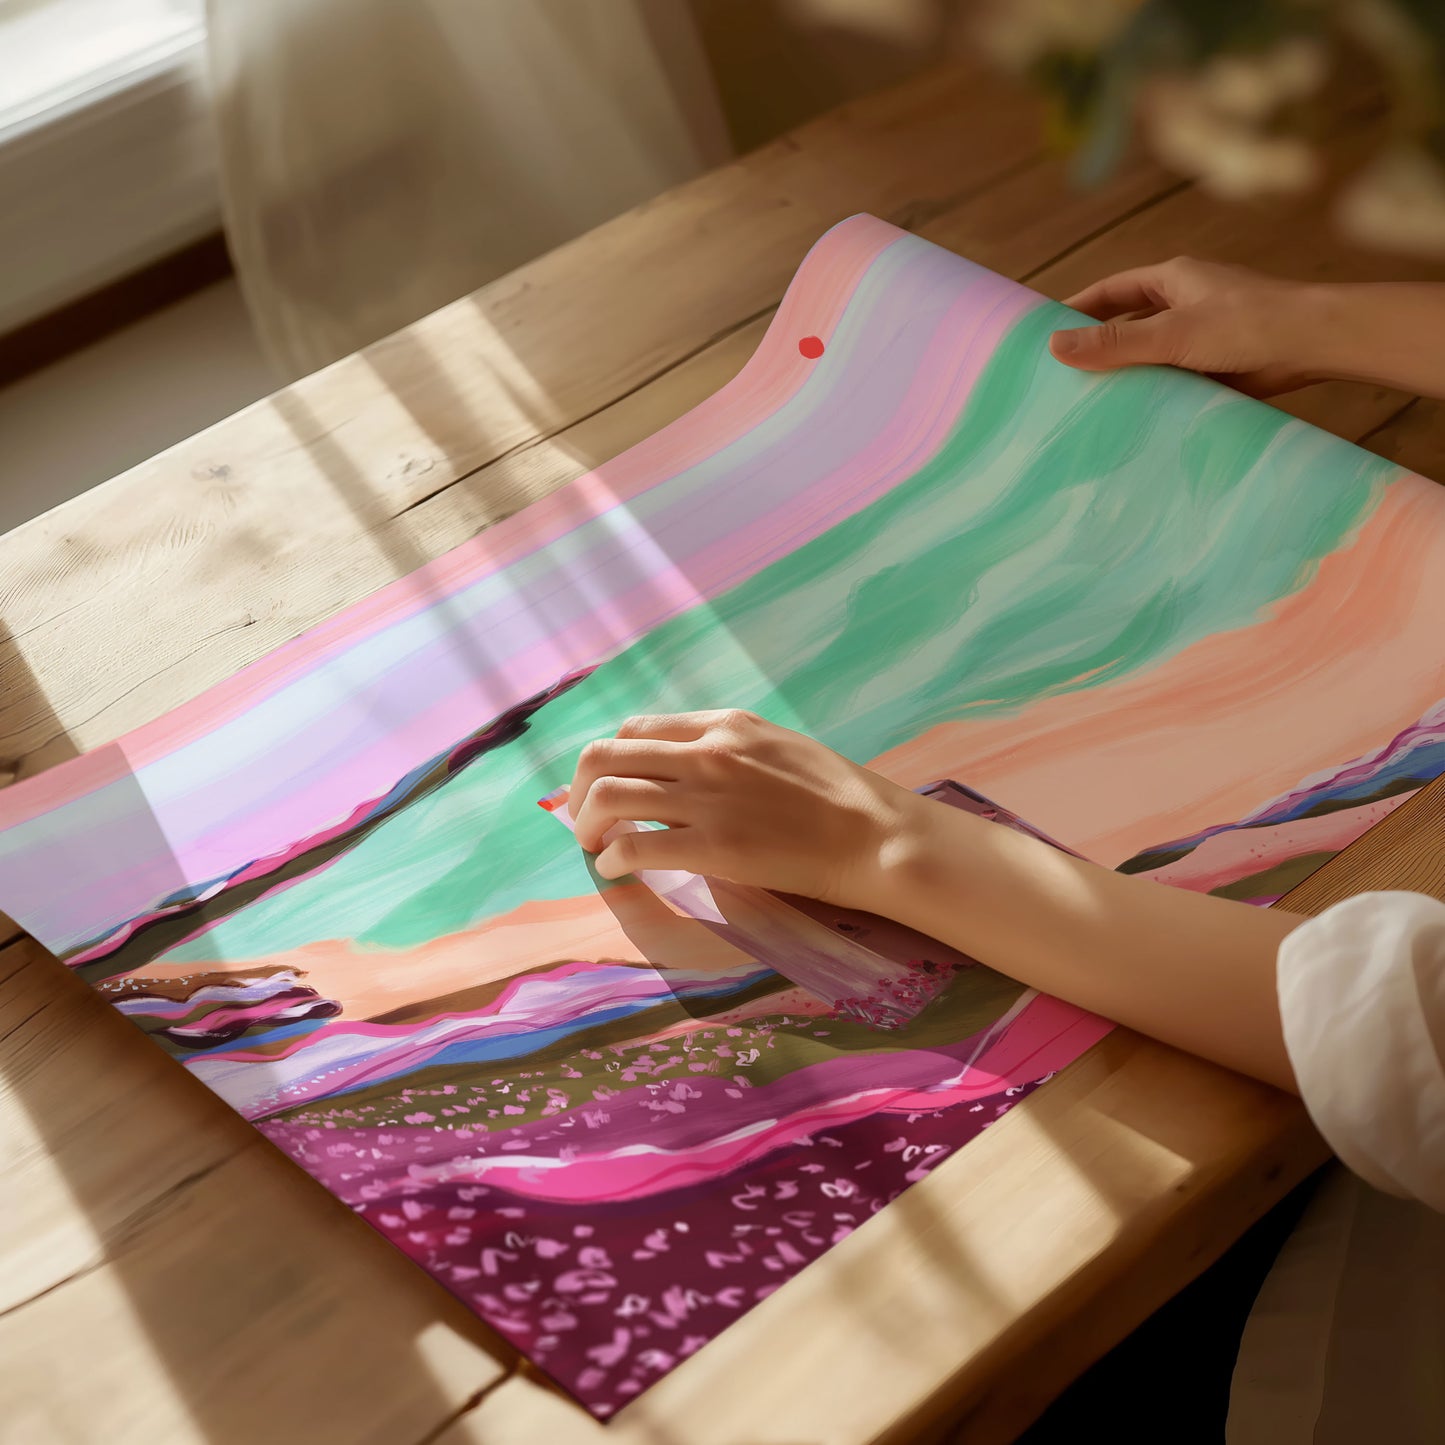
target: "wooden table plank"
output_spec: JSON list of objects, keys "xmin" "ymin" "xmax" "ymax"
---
[
  {"xmin": 0, "ymin": 939, "xmax": 515, "ymax": 1445},
  {"xmin": 3, "ymin": 54, "xmax": 1444, "ymax": 1445},
  {"xmin": 1361, "ymin": 396, "xmax": 1445, "ymax": 482}
]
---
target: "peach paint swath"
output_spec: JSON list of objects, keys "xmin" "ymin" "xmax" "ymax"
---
[{"xmin": 1, "ymin": 215, "xmax": 1443, "ymax": 1419}]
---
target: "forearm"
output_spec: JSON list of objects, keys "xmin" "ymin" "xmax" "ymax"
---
[
  {"xmin": 1288, "ymin": 282, "xmax": 1445, "ymax": 399},
  {"xmin": 868, "ymin": 803, "xmax": 1304, "ymax": 1092}
]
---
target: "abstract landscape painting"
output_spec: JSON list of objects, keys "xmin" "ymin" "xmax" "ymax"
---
[{"xmin": 1, "ymin": 215, "xmax": 1443, "ymax": 1416}]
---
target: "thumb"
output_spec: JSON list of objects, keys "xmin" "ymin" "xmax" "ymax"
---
[{"xmin": 1049, "ymin": 311, "xmax": 1188, "ymax": 372}]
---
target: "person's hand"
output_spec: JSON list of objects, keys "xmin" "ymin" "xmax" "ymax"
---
[
  {"xmin": 1048, "ymin": 256, "xmax": 1323, "ymax": 397},
  {"xmin": 567, "ymin": 709, "xmax": 927, "ymax": 907}
]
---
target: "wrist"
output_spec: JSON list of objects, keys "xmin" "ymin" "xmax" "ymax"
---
[
  {"xmin": 839, "ymin": 786, "xmax": 941, "ymax": 916},
  {"xmin": 1277, "ymin": 281, "xmax": 1415, "ymax": 391},
  {"xmin": 1269, "ymin": 281, "xmax": 1343, "ymax": 386},
  {"xmin": 848, "ymin": 788, "xmax": 977, "ymax": 922},
  {"xmin": 849, "ymin": 792, "xmax": 1084, "ymax": 962}
]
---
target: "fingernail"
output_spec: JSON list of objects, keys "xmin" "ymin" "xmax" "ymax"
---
[
  {"xmin": 1050, "ymin": 328, "xmax": 1082, "ymax": 357},
  {"xmin": 584, "ymin": 856, "xmax": 625, "ymax": 889}
]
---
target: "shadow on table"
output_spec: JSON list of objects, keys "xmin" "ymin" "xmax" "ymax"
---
[{"xmin": 0, "ymin": 626, "xmax": 521, "ymax": 1444}]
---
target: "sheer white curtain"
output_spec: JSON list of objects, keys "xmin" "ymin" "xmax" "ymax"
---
[{"xmin": 206, "ymin": 0, "xmax": 731, "ymax": 377}]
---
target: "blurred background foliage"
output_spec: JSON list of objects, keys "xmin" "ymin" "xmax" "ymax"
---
[{"xmin": 975, "ymin": 0, "xmax": 1445, "ymax": 254}]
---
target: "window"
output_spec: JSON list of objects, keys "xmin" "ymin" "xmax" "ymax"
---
[{"xmin": 0, "ymin": 0, "xmax": 216, "ymax": 334}]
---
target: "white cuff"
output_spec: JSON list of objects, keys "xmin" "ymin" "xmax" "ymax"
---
[{"xmin": 1278, "ymin": 891, "xmax": 1445, "ymax": 1211}]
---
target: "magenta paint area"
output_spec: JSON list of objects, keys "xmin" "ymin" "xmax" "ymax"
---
[{"xmin": 260, "ymin": 998, "xmax": 1066, "ymax": 1419}]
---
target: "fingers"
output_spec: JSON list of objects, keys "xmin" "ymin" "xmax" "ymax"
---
[
  {"xmin": 1062, "ymin": 261, "xmax": 1181, "ymax": 320},
  {"xmin": 594, "ymin": 823, "xmax": 702, "ymax": 881},
  {"xmin": 1218, "ymin": 367, "xmax": 1301, "ymax": 400},
  {"xmin": 570, "ymin": 736, "xmax": 687, "ymax": 816},
  {"xmin": 615, "ymin": 713, "xmax": 711, "ymax": 742},
  {"xmin": 571, "ymin": 709, "xmax": 768, "ymax": 857},
  {"xmin": 1048, "ymin": 310, "xmax": 1187, "ymax": 373},
  {"xmin": 615, "ymin": 710, "xmax": 738, "ymax": 742},
  {"xmin": 571, "ymin": 777, "xmax": 687, "ymax": 852},
  {"xmin": 575, "ymin": 710, "xmax": 761, "ymax": 812}
]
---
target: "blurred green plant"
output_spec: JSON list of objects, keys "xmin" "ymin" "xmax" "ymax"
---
[{"xmin": 977, "ymin": 0, "xmax": 1445, "ymax": 253}]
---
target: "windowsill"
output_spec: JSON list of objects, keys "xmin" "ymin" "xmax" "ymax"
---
[{"xmin": 0, "ymin": 1, "xmax": 218, "ymax": 337}]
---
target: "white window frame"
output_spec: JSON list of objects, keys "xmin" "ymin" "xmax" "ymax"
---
[{"xmin": 0, "ymin": 1, "xmax": 219, "ymax": 336}]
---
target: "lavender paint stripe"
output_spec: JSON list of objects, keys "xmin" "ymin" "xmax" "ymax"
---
[{"xmin": 2, "ymin": 246, "xmax": 1028, "ymax": 944}]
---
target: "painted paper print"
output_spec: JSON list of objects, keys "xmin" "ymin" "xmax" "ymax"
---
[{"xmin": 2, "ymin": 215, "xmax": 1443, "ymax": 1416}]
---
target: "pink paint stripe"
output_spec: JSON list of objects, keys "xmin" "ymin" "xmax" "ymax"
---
[
  {"xmin": 162, "ymin": 994, "xmax": 319, "ymax": 1032},
  {"xmin": 1135, "ymin": 792, "xmax": 1411, "ymax": 892},
  {"xmin": 412, "ymin": 997, "xmax": 1109, "ymax": 1203},
  {"xmin": 198, "ymin": 959, "xmax": 750, "ymax": 1062},
  {"xmin": 167, "ymin": 276, "xmax": 1037, "ymax": 881},
  {"xmin": 0, "ymin": 218, "xmax": 902, "ymax": 831},
  {"xmin": 963, "ymin": 992, "xmax": 1112, "ymax": 1083}
]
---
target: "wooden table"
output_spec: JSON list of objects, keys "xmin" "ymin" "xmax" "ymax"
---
[{"xmin": 4, "ymin": 56, "xmax": 1445, "ymax": 1445}]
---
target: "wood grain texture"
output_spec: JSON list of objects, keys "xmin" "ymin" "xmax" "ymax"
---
[
  {"xmin": 2, "ymin": 54, "xmax": 1444, "ymax": 1445},
  {"xmin": 1278, "ymin": 772, "xmax": 1445, "ymax": 915},
  {"xmin": 0, "ymin": 936, "xmax": 516, "ymax": 1445}
]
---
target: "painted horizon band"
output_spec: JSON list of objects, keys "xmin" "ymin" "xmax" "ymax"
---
[{"xmin": 62, "ymin": 666, "xmax": 601, "ymax": 982}]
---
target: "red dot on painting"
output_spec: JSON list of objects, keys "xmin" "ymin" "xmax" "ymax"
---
[{"xmin": 798, "ymin": 335, "xmax": 825, "ymax": 359}]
